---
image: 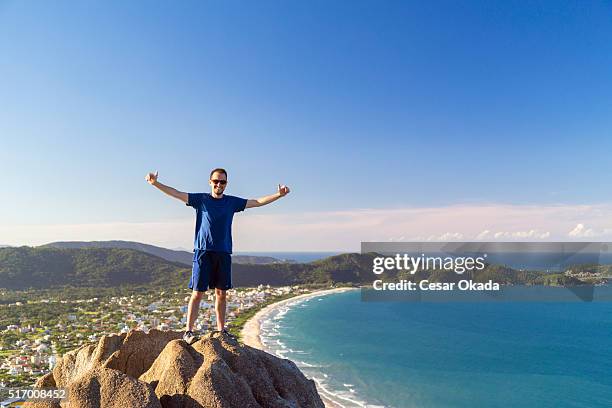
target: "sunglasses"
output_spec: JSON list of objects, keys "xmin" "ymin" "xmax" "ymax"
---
[{"xmin": 211, "ymin": 179, "xmax": 227, "ymax": 185}]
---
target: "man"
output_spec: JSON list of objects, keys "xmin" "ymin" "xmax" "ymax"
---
[{"xmin": 145, "ymin": 168, "xmax": 290, "ymax": 344}]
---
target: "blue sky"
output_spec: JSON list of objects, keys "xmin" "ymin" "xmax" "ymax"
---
[{"xmin": 1, "ymin": 1, "xmax": 612, "ymax": 250}]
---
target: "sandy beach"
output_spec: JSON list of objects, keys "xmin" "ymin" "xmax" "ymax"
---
[
  {"xmin": 241, "ymin": 287, "xmax": 357, "ymax": 408},
  {"xmin": 241, "ymin": 286, "xmax": 355, "ymax": 350}
]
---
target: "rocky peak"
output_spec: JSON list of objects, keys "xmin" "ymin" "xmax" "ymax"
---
[{"xmin": 24, "ymin": 329, "xmax": 324, "ymax": 408}]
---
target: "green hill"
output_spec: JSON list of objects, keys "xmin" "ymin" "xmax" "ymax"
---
[
  {"xmin": 41, "ymin": 240, "xmax": 292, "ymax": 265},
  {"xmin": 0, "ymin": 249, "xmax": 386, "ymax": 290},
  {"xmin": 0, "ymin": 246, "xmax": 191, "ymax": 290},
  {"xmin": 0, "ymin": 247, "xmax": 595, "ymax": 291}
]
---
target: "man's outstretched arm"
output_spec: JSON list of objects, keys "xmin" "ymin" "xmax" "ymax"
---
[
  {"xmin": 145, "ymin": 171, "xmax": 188, "ymax": 204},
  {"xmin": 246, "ymin": 184, "xmax": 290, "ymax": 209}
]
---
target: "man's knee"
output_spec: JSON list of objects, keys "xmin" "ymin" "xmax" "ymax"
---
[
  {"xmin": 191, "ymin": 290, "xmax": 205, "ymax": 301},
  {"xmin": 215, "ymin": 288, "xmax": 226, "ymax": 300}
]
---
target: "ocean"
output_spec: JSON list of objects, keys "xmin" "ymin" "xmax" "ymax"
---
[
  {"xmin": 259, "ymin": 289, "xmax": 612, "ymax": 408},
  {"xmin": 235, "ymin": 252, "xmax": 340, "ymax": 263}
]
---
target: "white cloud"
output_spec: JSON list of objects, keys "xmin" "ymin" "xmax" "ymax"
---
[
  {"xmin": 492, "ymin": 230, "xmax": 551, "ymax": 239},
  {"xmin": 3, "ymin": 203, "xmax": 612, "ymax": 251},
  {"xmin": 476, "ymin": 230, "xmax": 490, "ymax": 240},
  {"xmin": 568, "ymin": 223, "xmax": 596, "ymax": 238},
  {"xmin": 427, "ymin": 232, "xmax": 464, "ymax": 241}
]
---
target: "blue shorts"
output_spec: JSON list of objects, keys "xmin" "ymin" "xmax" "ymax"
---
[{"xmin": 189, "ymin": 250, "xmax": 232, "ymax": 292}]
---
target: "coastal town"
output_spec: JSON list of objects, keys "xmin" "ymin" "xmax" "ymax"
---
[{"xmin": 0, "ymin": 285, "xmax": 308, "ymax": 402}]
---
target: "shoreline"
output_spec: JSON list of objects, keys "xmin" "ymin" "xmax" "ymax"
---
[
  {"xmin": 241, "ymin": 286, "xmax": 355, "ymax": 350},
  {"xmin": 241, "ymin": 286, "xmax": 358, "ymax": 408}
]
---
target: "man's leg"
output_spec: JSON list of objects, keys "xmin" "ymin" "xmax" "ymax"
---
[
  {"xmin": 186, "ymin": 290, "xmax": 204, "ymax": 332},
  {"xmin": 215, "ymin": 288, "xmax": 227, "ymax": 331}
]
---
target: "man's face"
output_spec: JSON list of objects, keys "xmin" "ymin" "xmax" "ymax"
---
[{"xmin": 209, "ymin": 171, "xmax": 227, "ymax": 195}]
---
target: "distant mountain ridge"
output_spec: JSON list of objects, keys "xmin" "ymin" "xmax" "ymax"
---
[
  {"xmin": 0, "ymin": 246, "xmax": 375, "ymax": 290},
  {"xmin": 0, "ymin": 246, "xmax": 590, "ymax": 291},
  {"xmin": 41, "ymin": 241, "xmax": 293, "ymax": 265},
  {"xmin": 0, "ymin": 246, "xmax": 190, "ymax": 290}
]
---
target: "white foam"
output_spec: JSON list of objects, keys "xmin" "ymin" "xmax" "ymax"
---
[
  {"xmin": 255, "ymin": 289, "xmax": 378, "ymax": 407},
  {"xmin": 311, "ymin": 375, "xmax": 369, "ymax": 408}
]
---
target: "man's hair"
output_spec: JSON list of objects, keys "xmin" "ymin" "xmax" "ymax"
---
[{"xmin": 210, "ymin": 168, "xmax": 227, "ymax": 179}]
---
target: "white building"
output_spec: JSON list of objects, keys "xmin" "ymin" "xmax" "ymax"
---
[
  {"xmin": 36, "ymin": 344, "xmax": 49, "ymax": 353},
  {"xmin": 48, "ymin": 355, "xmax": 57, "ymax": 370}
]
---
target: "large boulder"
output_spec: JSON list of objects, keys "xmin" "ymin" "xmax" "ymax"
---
[
  {"xmin": 23, "ymin": 367, "xmax": 159, "ymax": 408},
  {"xmin": 68, "ymin": 367, "xmax": 161, "ymax": 408},
  {"xmin": 25, "ymin": 329, "xmax": 324, "ymax": 408},
  {"xmin": 103, "ymin": 329, "xmax": 183, "ymax": 378}
]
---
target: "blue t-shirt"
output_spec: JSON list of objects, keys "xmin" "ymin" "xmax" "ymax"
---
[{"xmin": 186, "ymin": 193, "xmax": 247, "ymax": 253}]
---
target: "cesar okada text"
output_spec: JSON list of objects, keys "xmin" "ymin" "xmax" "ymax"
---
[{"xmin": 371, "ymin": 253, "xmax": 500, "ymax": 291}]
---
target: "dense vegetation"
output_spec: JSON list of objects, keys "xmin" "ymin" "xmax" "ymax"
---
[
  {"xmin": 0, "ymin": 247, "xmax": 190, "ymax": 290},
  {"xmin": 41, "ymin": 240, "xmax": 292, "ymax": 265},
  {"xmin": 0, "ymin": 247, "xmax": 599, "ymax": 293}
]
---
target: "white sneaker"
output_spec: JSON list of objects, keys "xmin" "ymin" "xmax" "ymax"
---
[{"xmin": 183, "ymin": 330, "xmax": 199, "ymax": 345}]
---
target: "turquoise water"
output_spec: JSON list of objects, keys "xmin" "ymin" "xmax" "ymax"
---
[{"xmin": 260, "ymin": 290, "xmax": 612, "ymax": 408}]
